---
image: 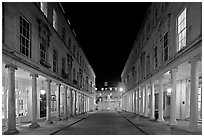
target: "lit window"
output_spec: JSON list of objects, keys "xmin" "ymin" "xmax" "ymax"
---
[
  {"xmin": 20, "ymin": 15, "xmax": 31, "ymax": 57},
  {"xmin": 177, "ymin": 8, "xmax": 186, "ymax": 51},
  {"xmin": 163, "ymin": 30, "xmax": 169, "ymax": 62},
  {"xmin": 53, "ymin": 9, "xmax": 58, "ymax": 31},
  {"xmin": 53, "ymin": 49, "xmax": 58, "ymax": 73},
  {"xmin": 40, "ymin": 2, "xmax": 47, "ymax": 17},
  {"xmin": 40, "ymin": 39, "xmax": 47, "ymax": 62},
  {"xmin": 154, "ymin": 45, "xmax": 158, "ymax": 70}
]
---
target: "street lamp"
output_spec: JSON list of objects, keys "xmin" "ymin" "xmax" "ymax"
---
[{"xmin": 119, "ymin": 87, "xmax": 123, "ymax": 92}]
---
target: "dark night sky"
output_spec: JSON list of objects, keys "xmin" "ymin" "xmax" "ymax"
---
[{"xmin": 61, "ymin": 2, "xmax": 151, "ymax": 88}]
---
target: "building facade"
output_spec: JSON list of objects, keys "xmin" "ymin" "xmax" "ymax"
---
[
  {"xmin": 121, "ymin": 2, "xmax": 202, "ymax": 132},
  {"xmin": 2, "ymin": 2, "xmax": 96, "ymax": 134},
  {"xmin": 95, "ymin": 87, "xmax": 122, "ymax": 111}
]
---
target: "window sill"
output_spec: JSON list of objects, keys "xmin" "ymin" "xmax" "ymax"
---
[{"xmin": 40, "ymin": 59, "xmax": 51, "ymax": 68}]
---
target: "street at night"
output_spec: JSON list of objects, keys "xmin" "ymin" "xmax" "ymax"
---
[{"xmin": 2, "ymin": 2, "xmax": 202, "ymax": 135}]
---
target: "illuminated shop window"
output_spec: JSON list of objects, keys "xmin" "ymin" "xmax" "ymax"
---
[
  {"xmin": 40, "ymin": 2, "xmax": 47, "ymax": 17},
  {"xmin": 20, "ymin": 15, "xmax": 31, "ymax": 57},
  {"xmin": 177, "ymin": 8, "xmax": 186, "ymax": 51}
]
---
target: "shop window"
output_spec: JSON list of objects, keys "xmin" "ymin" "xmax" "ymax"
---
[
  {"xmin": 40, "ymin": 2, "xmax": 47, "ymax": 17},
  {"xmin": 177, "ymin": 8, "xmax": 187, "ymax": 51},
  {"xmin": 20, "ymin": 14, "xmax": 31, "ymax": 57}
]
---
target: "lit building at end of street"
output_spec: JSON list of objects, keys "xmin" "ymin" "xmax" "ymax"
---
[
  {"xmin": 121, "ymin": 2, "xmax": 202, "ymax": 132},
  {"xmin": 95, "ymin": 87, "xmax": 122, "ymax": 111}
]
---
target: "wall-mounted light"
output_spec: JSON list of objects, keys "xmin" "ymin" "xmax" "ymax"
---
[
  {"xmin": 40, "ymin": 81, "xmax": 45, "ymax": 95},
  {"xmin": 119, "ymin": 87, "xmax": 123, "ymax": 92},
  {"xmin": 167, "ymin": 88, "xmax": 172, "ymax": 95}
]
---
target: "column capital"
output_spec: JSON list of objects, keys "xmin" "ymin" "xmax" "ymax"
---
[
  {"xmin": 56, "ymin": 83, "xmax": 61, "ymax": 86},
  {"xmin": 5, "ymin": 64, "xmax": 17, "ymax": 71},
  {"xmin": 170, "ymin": 68, "xmax": 178, "ymax": 73},
  {"xmin": 30, "ymin": 73, "xmax": 38, "ymax": 78},
  {"xmin": 189, "ymin": 56, "xmax": 201, "ymax": 64}
]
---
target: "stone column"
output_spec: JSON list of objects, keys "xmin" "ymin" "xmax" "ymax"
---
[
  {"xmin": 158, "ymin": 76, "xmax": 165, "ymax": 122},
  {"xmin": 137, "ymin": 88, "xmax": 140, "ymax": 114},
  {"xmin": 185, "ymin": 80, "xmax": 190, "ymax": 119},
  {"xmin": 144, "ymin": 84, "xmax": 148, "ymax": 117},
  {"xmin": 46, "ymin": 79, "xmax": 53, "ymax": 124},
  {"xmin": 56, "ymin": 84, "xmax": 61, "ymax": 120},
  {"xmin": 169, "ymin": 68, "xmax": 178, "ymax": 125},
  {"xmin": 29, "ymin": 74, "xmax": 40, "ymax": 128},
  {"xmin": 189, "ymin": 57, "xmax": 200, "ymax": 131},
  {"xmin": 4, "ymin": 65, "xmax": 19, "ymax": 135},
  {"xmin": 140, "ymin": 87, "xmax": 143, "ymax": 115},
  {"xmin": 134, "ymin": 90, "xmax": 136, "ymax": 113},
  {"xmin": 150, "ymin": 81, "xmax": 155, "ymax": 120},
  {"xmin": 64, "ymin": 86, "xmax": 68, "ymax": 119},
  {"xmin": 70, "ymin": 89, "xmax": 73, "ymax": 117},
  {"xmin": 74, "ymin": 90, "xmax": 77, "ymax": 115}
]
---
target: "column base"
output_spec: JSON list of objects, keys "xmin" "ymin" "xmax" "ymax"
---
[
  {"xmin": 46, "ymin": 120, "xmax": 53, "ymax": 124},
  {"xmin": 29, "ymin": 123, "xmax": 40, "ymax": 128},
  {"xmin": 157, "ymin": 118, "xmax": 165, "ymax": 122},
  {"xmin": 3, "ymin": 129, "xmax": 19, "ymax": 135},
  {"xmin": 57, "ymin": 118, "xmax": 62, "ymax": 121}
]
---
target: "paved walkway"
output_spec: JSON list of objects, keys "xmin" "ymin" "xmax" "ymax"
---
[
  {"xmin": 118, "ymin": 111, "xmax": 202, "ymax": 135},
  {"xmin": 2, "ymin": 112, "xmax": 94, "ymax": 135}
]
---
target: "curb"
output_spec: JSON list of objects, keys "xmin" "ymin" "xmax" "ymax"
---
[
  {"xmin": 117, "ymin": 111, "xmax": 149, "ymax": 135},
  {"xmin": 49, "ymin": 115, "xmax": 90, "ymax": 135}
]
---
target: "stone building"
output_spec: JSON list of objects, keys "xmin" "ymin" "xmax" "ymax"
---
[
  {"xmin": 2, "ymin": 2, "xmax": 96, "ymax": 134},
  {"xmin": 95, "ymin": 87, "xmax": 122, "ymax": 111},
  {"xmin": 121, "ymin": 2, "xmax": 202, "ymax": 132}
]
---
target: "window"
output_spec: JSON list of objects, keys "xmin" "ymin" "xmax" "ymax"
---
[
  {"xmin": 77, "ymin": 51, "xmax": 79, "ymax": 61},
  {"xmin": 73, "ymin": 45, "xmax": 76, "ymax": 57},
  {"xmin": 146, "ymin": 55, "xmax": 150, "ymax": 76},
  {"xmin": 177, "ymin": 8, "xmax": 186, "ymax": 51},
  {"xmin": 68, "ymin": 37, "xmax": 71, "ymax": 50},
  {"xmin": 62, "ymin": 57, "xmax": 66, "ymax": 74},
  {"xmin": 40, "ymin": 2, "xmax": 47, "ymax": 17},
  {"xmin": 53, "ymin": 9, "xmax": 58, "ymax": 31},
  {"xmin": 40, "ymin": 39, "xmax": 47, "ymax": 62},
  {"xmin": 79, "ymin": 55, "xmax": 82, "ymax": 65},
  {"xmin": 163, "ymin": 30, "xmax": 169, "ymax": 62},
  {"xmin": 53, "ymin": 49, "xmax": 58, "ymax": 73},
  {"xmin": 154, "ymin": 45, "xmax": 158, "ymax": 70},
  {"xmin": 73, "ymin": 68, "xmax": 76, "ymax": 80},
  {"xmin": 20, "ymin": 15, "xmax": 31, "ymax": 57},
  {"xmin": 62, "ymin": 28, "xmax": 66, "ymax": 43}
]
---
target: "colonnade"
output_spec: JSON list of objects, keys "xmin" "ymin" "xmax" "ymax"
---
[
  {"xmin": 122, "ymin": 57, "xmax": 201, "ymax": 131},
  {"xmin": 3, "ymin": 64, "xmax": 94, "ymax": 134}
]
